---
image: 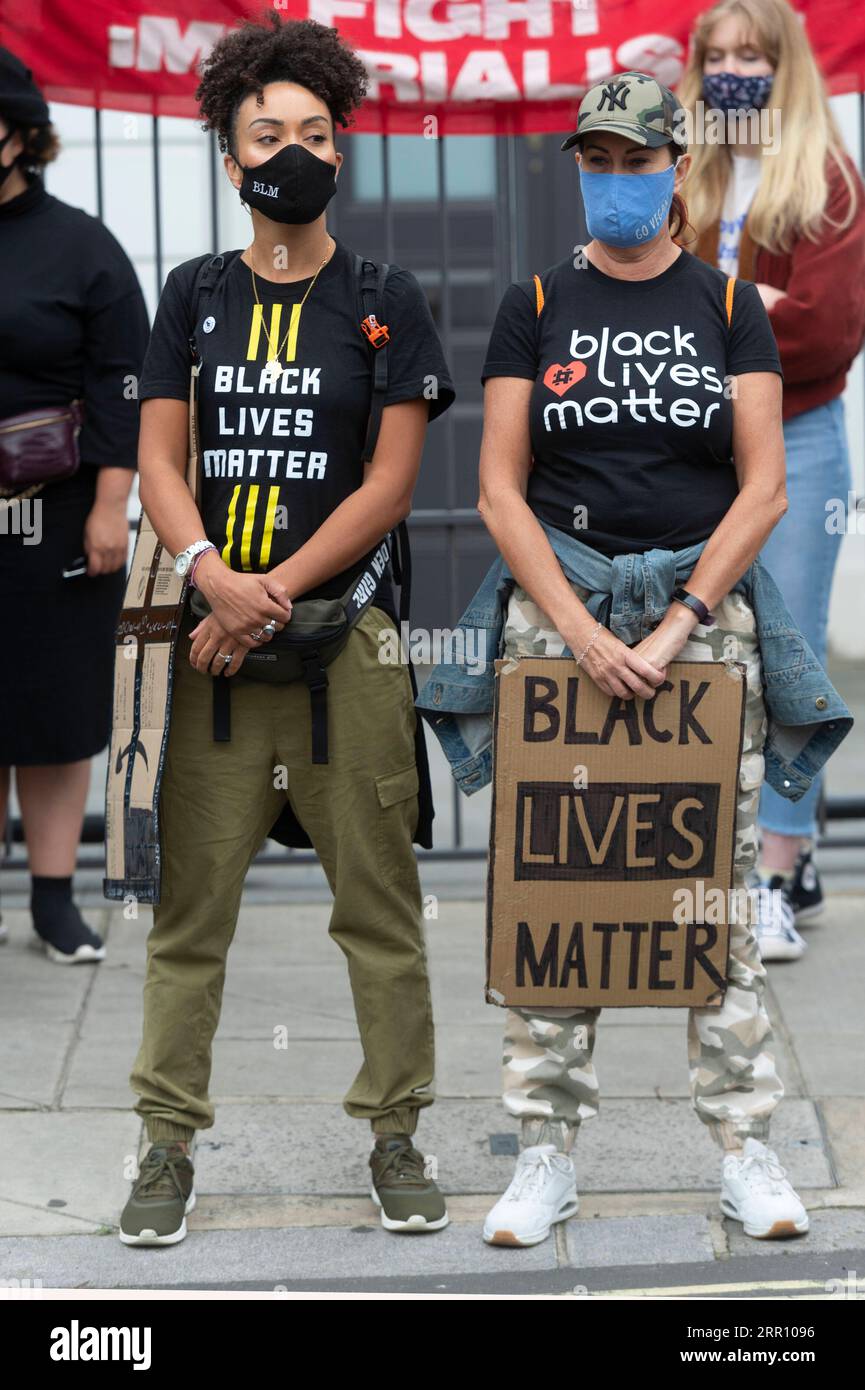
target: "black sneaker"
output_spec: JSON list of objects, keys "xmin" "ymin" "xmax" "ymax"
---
[
  {"xmin": 768, "ymin": 847, "xmax": 824, "ymax": 923},
  {"xmin": 29, "ymin": 900, "xmax": 105, "ymax": 963},
  {"xmin": 119, "ymin": 1141, "xmax": 196, "ymax": 1246}
]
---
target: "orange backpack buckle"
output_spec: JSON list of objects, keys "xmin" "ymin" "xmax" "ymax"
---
[{"xmin": 361, "ymin": 314, "xmax": 390, "ymax": 348}]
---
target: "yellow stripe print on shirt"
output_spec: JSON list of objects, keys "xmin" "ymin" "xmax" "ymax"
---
[{"xmin": 221, "ymin": 299, "xmax": 302, "ymax": 570}]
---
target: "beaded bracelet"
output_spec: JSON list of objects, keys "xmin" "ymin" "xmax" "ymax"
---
[
  {"xmin": 188, "ymin": 543, "xmax": 217, "ymax": 589},
  {"xmin": 575, "ymin": 620, "xmax": 603, "ymax": 667}
]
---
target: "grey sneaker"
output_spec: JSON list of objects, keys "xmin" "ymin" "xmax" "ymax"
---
[{"xmin": 118, "ymin": 1141, "xmax": 196, "ymax": 1246}]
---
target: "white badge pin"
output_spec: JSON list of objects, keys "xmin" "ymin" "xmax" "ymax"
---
[{"xmin": 202, "ymin": 316, "xmax": 216, "ymax": 333}]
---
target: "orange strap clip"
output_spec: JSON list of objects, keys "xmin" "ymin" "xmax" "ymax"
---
[
  {"xmin": 533, "ymin": 273, "xmax": 544, "ymax": 317},
  {"xmin": 361, "ymin": 313, "xmax": 390, "ymax": 348},
  {"xmin": 725, "ymin": 275, "xmax": 736, "ymax": 328}
]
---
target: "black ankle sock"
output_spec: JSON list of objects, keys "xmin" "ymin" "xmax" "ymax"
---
[
  {"xmin": 30, "ymin": 876, "xmax": 99, "ymax": 951},
  {"xmin": 31, "ymin": 874, "xmax": 73, "ymax": 897}
]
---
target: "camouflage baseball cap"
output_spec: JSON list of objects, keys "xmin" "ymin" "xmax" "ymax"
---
[{"xmin": 561, "ymin": 71, "xmax": 687, "ymax": 153}]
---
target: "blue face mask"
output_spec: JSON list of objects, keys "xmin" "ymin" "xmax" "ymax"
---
[
  {"xmin": 702, "ymin": 71, "xmax": 773, "ymax": 113},
  {"xmin": 578, "ymin": 161, "xmax": 678, "ymax": 249}
]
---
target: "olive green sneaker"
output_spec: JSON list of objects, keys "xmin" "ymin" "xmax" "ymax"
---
[
  {"xmin": 118, "ymin": 1140, "xmax": 196, "ymax": 1246},
  {"xmin": 369, "ymin": 1135, "xmax": 449, "ymax": 1232}
]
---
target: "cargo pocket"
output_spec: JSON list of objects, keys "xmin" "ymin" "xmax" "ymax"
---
[{"xmin": 375, "ymin": 762, "xmax": 420, "ymax": 888}]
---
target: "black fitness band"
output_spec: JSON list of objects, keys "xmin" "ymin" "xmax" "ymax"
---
[{"xmin": 671, "ymin": 586, "xmax": 715, "ymax": 627}]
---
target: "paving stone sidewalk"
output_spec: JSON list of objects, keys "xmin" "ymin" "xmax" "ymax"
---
[{"xmin": 0, "ymin": 886, "xmax": 863, "ymax": 1294}]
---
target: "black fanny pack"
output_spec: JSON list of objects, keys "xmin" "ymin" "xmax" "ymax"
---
[{"xmin": 187, "ymin": 535, "xmax": 393, "ymax": 762}]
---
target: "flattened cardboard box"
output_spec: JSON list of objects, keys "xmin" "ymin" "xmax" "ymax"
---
[
  {"xmin": 486, "ymin": 657, "xmax": 747, "ymax": 1008},
  {"xmin": 103, "ymin": 510, "xmax": 186, "ymax": 905}
]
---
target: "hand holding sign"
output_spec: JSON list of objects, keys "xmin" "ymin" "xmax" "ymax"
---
[
  {"xmin": 629, "ymin": 599, "xmax": 702, "ymax": 681},
  {"xmin": 567, "ymin": 619, "xmax": 666, "ymax": 701}
]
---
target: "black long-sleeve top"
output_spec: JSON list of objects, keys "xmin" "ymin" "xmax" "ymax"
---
[{"xmin": 0, "ymin": 171, "xmax": 150, "ymax": 469}]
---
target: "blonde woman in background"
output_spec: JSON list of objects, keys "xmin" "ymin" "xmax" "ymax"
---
[{"xmin": 679, "ymin": 0, "xmax": 865, "ymax": 959}]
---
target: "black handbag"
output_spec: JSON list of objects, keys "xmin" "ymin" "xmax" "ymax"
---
[{"xmin": 0, "ymin": 399, "xmax": 83, "ymax": 498}]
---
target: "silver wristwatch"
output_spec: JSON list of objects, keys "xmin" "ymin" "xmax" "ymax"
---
[{"xmin": 174, "ymin": 539, "xmax": 215, "ymax": 578}]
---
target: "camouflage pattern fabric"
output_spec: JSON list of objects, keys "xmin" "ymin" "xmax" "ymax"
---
[
  {"xmin": 561, "ymin": 71, "xmax": 687, "ymax": 151},
  {"xmin": 500, "ymin": 582, "xmax": 784, "ymax": 1155}
]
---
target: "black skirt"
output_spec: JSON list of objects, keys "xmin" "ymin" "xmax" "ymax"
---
[{"xmin": 0, "ymin": 465, "xmax": 126, "ymax": 765}]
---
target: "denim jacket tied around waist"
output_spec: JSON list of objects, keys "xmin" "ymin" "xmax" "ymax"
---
[{"xmin": 414, "ymin": 519, "xmax": 852, "ymax": 802}]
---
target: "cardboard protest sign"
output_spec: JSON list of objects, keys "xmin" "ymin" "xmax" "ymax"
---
[
  {"xmin": 486, "ymin": 657, "xmax": 747, "ymax": 1009},
  {"xmin": 104, "ymin": 367, "xmax": 200, "ymax": 906},
  {"xmin": 103, "ymin": 510, "xmax": 187, "ymax": 905}
]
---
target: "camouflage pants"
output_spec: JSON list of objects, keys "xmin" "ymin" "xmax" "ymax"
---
[{"xmin": 501, "ymin": 582, "xmax": 785, "ymax": 1154}]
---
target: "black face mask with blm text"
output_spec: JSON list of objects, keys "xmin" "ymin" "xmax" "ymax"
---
[{"xmin": 238, "ymin": 141, "xmax": 338, "ymax": 224}]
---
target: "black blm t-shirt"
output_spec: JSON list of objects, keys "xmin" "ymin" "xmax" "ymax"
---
[
  {"xmin": 480, "ymin": 249, "xmax": 783, "ymax": 557},
  {"xmin": 138, "ymin": 236, "xmax": 455, "ymax": 618}
]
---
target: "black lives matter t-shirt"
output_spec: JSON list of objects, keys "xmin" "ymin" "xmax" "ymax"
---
[
  {"xmin": 481, "ymin": 249, "xmax": 782, "ymax": 557},
  {"xmin": 138, "ymin": 236, "xmax": 455, "ymax": 616}
]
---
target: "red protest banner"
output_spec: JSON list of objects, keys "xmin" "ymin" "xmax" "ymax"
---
[{"xmin": 1, "ymin": 1, "xmax": 863, "ymax": 135}]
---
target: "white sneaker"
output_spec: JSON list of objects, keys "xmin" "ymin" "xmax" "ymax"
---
[
  {"xmin": 750, "ymin": 881, "xmax": 807, "ymax": 961},
  {"xmin": 720, "ymin": 1137, "xmax": 809, "ymax": 1238},
  {"xmin": 483, "ymin": 1143, "xmax": 579, "ymax": 1247}
]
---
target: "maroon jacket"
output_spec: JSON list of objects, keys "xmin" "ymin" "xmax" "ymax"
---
[{"xmin": 693, "ymin": 153, "xmax": 865, "ymax": 420}]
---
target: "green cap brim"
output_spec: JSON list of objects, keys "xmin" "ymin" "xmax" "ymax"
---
[{"xmin": 560, "ymin": 122, "xmax": 674, "ymax": 153}]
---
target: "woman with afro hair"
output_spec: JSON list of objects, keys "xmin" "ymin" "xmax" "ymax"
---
[{"xmin": 120, "ymin": 11, "xmax": 455, "ymax": 1246}]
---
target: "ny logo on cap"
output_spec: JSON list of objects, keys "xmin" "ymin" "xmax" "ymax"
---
[{"xmin": 597, "ymin": 80, "xmax": 630, "ymax": 112}]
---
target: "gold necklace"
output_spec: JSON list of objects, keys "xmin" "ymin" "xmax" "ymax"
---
[{"xmin": 248, "ymin": 237, "xmax": 334, "ymax": 385}]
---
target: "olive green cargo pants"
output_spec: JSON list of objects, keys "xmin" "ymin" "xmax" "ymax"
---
[{"xmin": 129, "ymin": 602, "xmax": 435, "ymax": 1143}]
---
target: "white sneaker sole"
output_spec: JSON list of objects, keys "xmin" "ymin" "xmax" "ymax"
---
[
  {"xmin": 756, "ymin": 933, "xmax": 806, "ymax": 961},
  {"xmin": 483, "ymin": 1193, "xmax": 580, "ymax": 1247},
  {"xmin": 30, "ymin": 934, "xmax": 106, "ymax": 964},
  {"xmin": 370, "ymin": 1182, "xmax": 449, "ymax": 1232},
  {"xmin": 118, "ymin": 1188, "xmax": 196, "ymax": 1246},
  {"xmin": 720, "ymin": 1195, "xmax": 809, "ymax": 1239}
]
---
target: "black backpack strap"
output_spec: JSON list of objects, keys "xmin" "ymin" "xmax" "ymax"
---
[
  {"xmin": 182, "ymin": 249, "xmax": 241, "ymax": 743},
  {"xmin": 354, "ymin": 253, "xmax": 390, "ymax": 464},
  {"xmin": 393, "ymin": 519, "xmax": 410, "ymax": 623},
  {"xmin": 300, "ymin": 654, "xmax": 331, "ymax": 764},
  {"xmin": 188, "ymin": 250, "xmax": 242, "ymax": 364},
  {"xmin": 351, "ymin": 255, "xmax": 415, "ymax": 659},
  {"xmin": 212, "ymin": 673, "xmax": 231, "ymax": 741},
  {"xmin": 354, "ymin": 251, "xmax": 403, "ymax": 588}
]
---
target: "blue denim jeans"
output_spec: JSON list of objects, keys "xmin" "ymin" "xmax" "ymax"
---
[{"xmin": 758, "ymin": 394, "xmax": 852, "ymax": 839}]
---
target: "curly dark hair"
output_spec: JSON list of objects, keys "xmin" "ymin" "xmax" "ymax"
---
[
  {"xmin": 195, "ymin": 11, "xmax": 368, "ymax": 157},
  {"xmin": 6, "ymin": 122, "xmax": 61, "ymax": 170}
]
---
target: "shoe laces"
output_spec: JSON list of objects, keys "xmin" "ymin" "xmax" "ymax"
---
[
  {"xmin": 507, "ymin": 1148, "xmax": 565, "ymax": 1201},
  {"xmin": 374, "ymin": 1141, "xmax": 427, "ymax": 1187},
  {"xmin": 734, "ymin": 1148, "xmax": 790, "ymax": 1197},
  {"xmin": 137, "ymin": 1147, "xmax": 190, "ymax": 1200},
  {"xmin": 750, "ymin": 883, "xmax": 795, "ymax": 933}
]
